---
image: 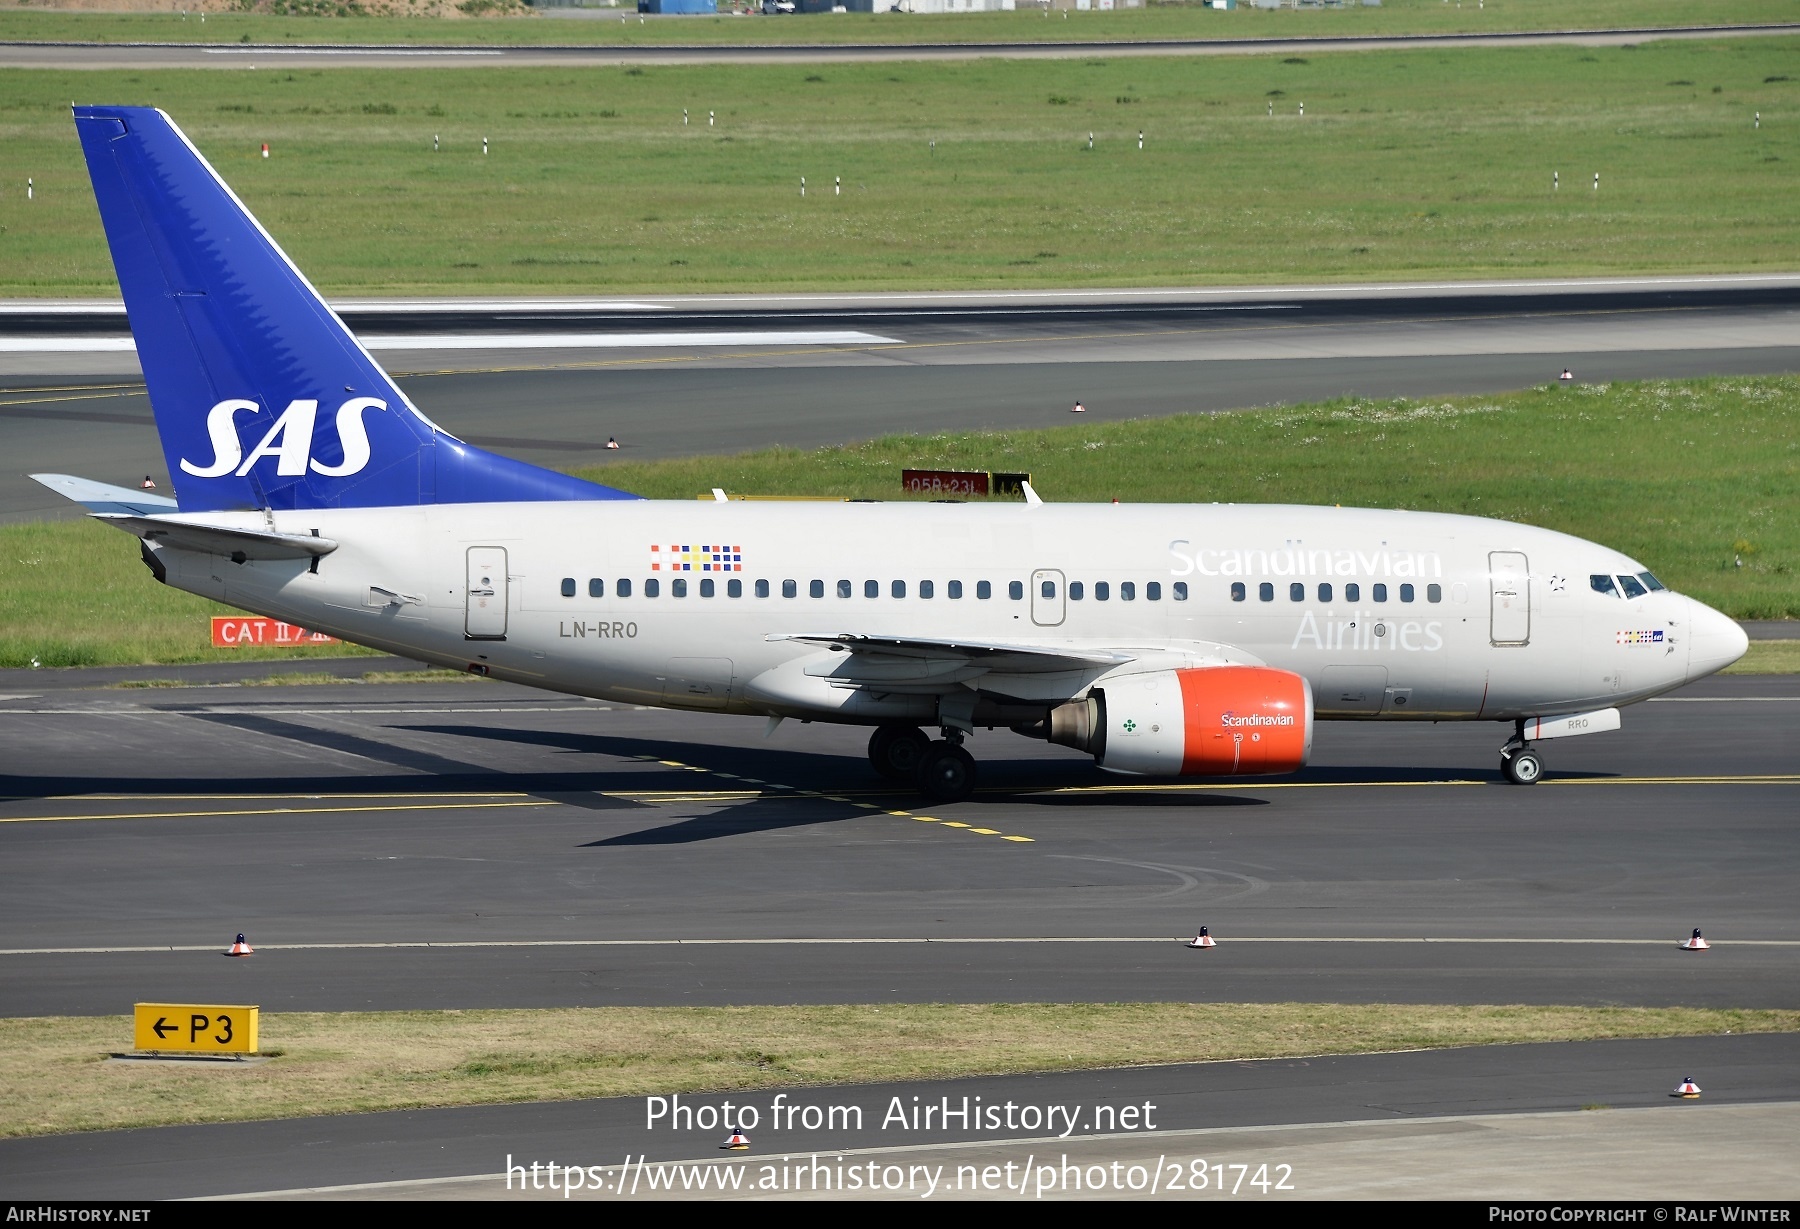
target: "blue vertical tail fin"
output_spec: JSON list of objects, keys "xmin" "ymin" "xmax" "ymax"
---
[{"xmin": 73, "ymin": 105, "xmax": 636, "ymax": 513}]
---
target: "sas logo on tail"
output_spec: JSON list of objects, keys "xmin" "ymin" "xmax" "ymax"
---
[{"xmin": 181, "ymin": 397, "xmax": 387, "ymax": 478}]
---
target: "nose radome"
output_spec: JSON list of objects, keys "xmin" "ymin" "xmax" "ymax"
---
[{"xmin": 1686, "ymin": 597, "xmax": 1749, "ymax": 681}]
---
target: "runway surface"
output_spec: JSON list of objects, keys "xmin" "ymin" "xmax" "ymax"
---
[
  {"xmin": 1, "ymin": 672, "xmax": 1794, "ymax": 1016},
  {"xmin": 3, "ymin": 22, "xmax": 1795, "ymax": 68},
  {"xmin": 5, "ymin": 277, "xmax": 1798, "ymax": 521},
  {"xmin": 1, "ymin": 1035, "xmax": 1794, "ymax": 1199}
]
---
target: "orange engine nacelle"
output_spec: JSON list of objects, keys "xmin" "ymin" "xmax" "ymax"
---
[{"xmin": 1051, "ymin": 666, "xmax": 1313, "ymax": 777}]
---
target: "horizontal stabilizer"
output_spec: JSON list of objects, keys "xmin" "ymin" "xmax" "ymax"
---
[
  {"xmin": 92, "ymin": 513, "xmax": 338, "ymax": 561},
  {"xmin": 31, "ymin": 472, "xmax": 179, "ymax": 515}
]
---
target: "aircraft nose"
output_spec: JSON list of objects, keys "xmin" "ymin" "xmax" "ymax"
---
[{"xmin": 1686, "ymin": 597, "xmax": 1749, "ymax": 681}]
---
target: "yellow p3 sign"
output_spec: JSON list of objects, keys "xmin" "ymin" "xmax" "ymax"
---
[{"xmin": 133, "ymin": 1003, "xmax": 259, "ymax": 1054}]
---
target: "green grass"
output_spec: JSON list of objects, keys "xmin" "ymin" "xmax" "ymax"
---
[
  {"xmin": 1, "ymin": 375, "xmax": 1792, "ymax": 669},
  {"xmin": 3, "ymin": 1002, "xmax": 1793, "ymax": 1137},
  {"xmin": 0, "ymin": 517, "xmax": 382, "ymax": 667},
  {"xmin": 0, "ymin": 0, "xmax": 1793, "ymax": 48},
  {"xmin": 1726, "ymin": 640, "xmax": 1800, "ymax": 673},
  {"xmin": 1, "ymin": 37, "xmax": 1796, "ymax": 295}
]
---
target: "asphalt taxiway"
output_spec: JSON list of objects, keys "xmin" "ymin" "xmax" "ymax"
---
[{"xmin": 1, "ymin": 672, "xmax": 1794, "ymax": 1017}]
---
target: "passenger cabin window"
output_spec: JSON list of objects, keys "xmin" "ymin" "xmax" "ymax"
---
[
  {"xmin": 1174, "ymin": 582, "xmax": 1188, "ymax": 601},
  {"xmin": 588, "ymin": 578, "xmax": 604, "ymax": 599},
  {"xmin": 893, "ymin": 580, "xmax": 906, "ymax": 599},
  {"xmin": 645, "ymin": 579, "xmax": 659, "ymax": 598},
  {"xmin": 1095, "ymin": 582, "xmax": 1110, "ymax": 602},
  {"xmin": 977, "ymin": 581, "xmax": 992, "ymax": 600},
  {"xmin": 920, "ymin": 580, "xmax": 935, "ymax": 599},
  {"xmin": 756, "ymin": 579, "xmax": 770, "ymax": 598},
  {"xmin": 1009, "ymin": 581, "xmax": 1024, "ymax": 600},
  {"xmin": 949, "ymin": 580, "xmax": 964, "ymax": 599},
  {"xmin": 1639, "ymin": 571, "xmax": 1666, "ymax": 592},
  {"xmin": 838, "ymin": 580, "xmax": 853, "ymax": 599},
  {"xmin": 1040, "ymin": 580, "xmax": 1056, "ymax": 599},
  {"xmin": 699, "ymin": 579, "xmax": 714, "ymax": 597},
  {"xmin": 1259, "ymin": 582, "xmax": 1274, "ymax": 602},
  {"xmin": 618, "ymin": 579, "xmax": 632, "ymax": 598},
  {"xmin": 728, "ymin": 579, "xmax": 743, "ymax": 598},
  {"xmin": 1345, "ymin": 582, "xmax": 1360, "ymax": 602},
  {"xmin": 1120, "ymin": 582, "xmax": 1136, "ymax": 601},
  {"xmin": 864, "ymin": 580, "xmax": 879, "ymax": 598},
  {"xmin": 1230, "ymin": 582, "xmax": 1246, "ymax": 602},
  {"xmin": 672, "ymin": 579, "xmax": 688, "ymax": 598},
  {"xmin": 1070, "ymin": 581, "xmax": 1085, "ymax": 601},
  {"xmin": 1289, "ymin": 582, "xmax": 1304, "ymax": 602},
  {"xmin": 810, "ymin": 580, "xmax": 824, "ymax": 598},
  {"xmin": 1427, "ymin": 583, "xmax": 1442, "ymax": 603},
  {"xmin": 1146, "ymin": 582, "xmax": 1161, "ymax": 601},
  {"xmin": 560, "ymin": 577, "xmax": 576, "ymax": 598},
  {"xmin": 1318, "ymin": 583, "xmax": 1332, "ymax": 603},
  {"xmin": 1373, "ymin": 583, "xmax": 1388, "ymax": 602},
  {"xmin": 1400, "ymin": 583, "xmax": 1415, "ymax": 602},
  {"xmin": 1617, "ymin": 574, "xmax": 1647, "ymax": 599}
]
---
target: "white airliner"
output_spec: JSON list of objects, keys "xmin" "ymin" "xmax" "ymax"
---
[{"xmin": 37, "ymin": 106, "xmax": 1749, "ymax": 802}]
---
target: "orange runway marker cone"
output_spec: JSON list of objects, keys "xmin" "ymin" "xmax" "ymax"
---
[
  {"xmin": 1187, "ymin": 926, "xmax": 1216, "ymax": 950},
  {"xmin": 1680, "ymin": 928, "xmax": 1709, "ymax": 951},
  {"xmin": 605, "ymin": 436, "xmax": 620, "ymax": 450},
  {"xmin": 260, "ymin": 144, "xmax": 269, "ymax": 159},
  {"xmin": 227, "ymin": 933, "xmax": 254, "ymax": 956},
  {"xmin": 1672, "ymin": 1078, "xmax": 1702, "ymax": 1099},
  {"xmin": 723, "ymin": 1130, "xmax": 750, "ymax": 1150},
  {"xmin": 140, "ymin": 476, "xmax": 157, "ymax": 490}
]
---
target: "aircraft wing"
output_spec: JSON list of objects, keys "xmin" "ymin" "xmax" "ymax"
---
[{"xmin": 766, "ymin": 632, "xmax": 1135, "ymax": 674}]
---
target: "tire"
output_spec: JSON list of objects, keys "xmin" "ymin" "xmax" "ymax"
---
[
  {"xmin": 915, "ymin": 741, "xmax": 977, "ymax": 804},
  {"xmin": 1503, "ymin": 747, "xmax": 1544, "ymax": 785},
  {"xmin": 869, "ymin": 725, "xmax": 930, "ymax": 782}
]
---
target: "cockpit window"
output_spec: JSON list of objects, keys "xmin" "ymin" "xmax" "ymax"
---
[
  {"xmin": 1589, "ymin": 574, "xmax": 1618, "ymax": 598},
  {"xmin": 1616, "ymin": 574, "xmax": 1648, "ymax": 599},
  {"xmin": 1639, "ymin": 572, "xmax": 1666, "ymax": 592}
]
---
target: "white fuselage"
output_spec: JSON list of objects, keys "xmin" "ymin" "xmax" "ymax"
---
[{"xmin": 147, "ymin": 499, "xmax": 1745, "ymax": 729}]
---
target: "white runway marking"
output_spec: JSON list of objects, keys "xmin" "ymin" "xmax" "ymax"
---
[
  {"xmin": 6, "ymin": 936, "xmax": 1798, "ymax": 956},
  {"xmin": 0, "ymin": 331, "xmax": 901, "ymax": 354}
]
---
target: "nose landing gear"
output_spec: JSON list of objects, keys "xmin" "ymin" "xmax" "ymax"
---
[{"xmin": 1501, "ymin": 721, "xmax": 1544, "ymax": 784}]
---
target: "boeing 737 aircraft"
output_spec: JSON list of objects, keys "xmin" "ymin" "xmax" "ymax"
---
[{"xmin": 37, "ymin": 107, "xmax": 1749, "ymax": 802}]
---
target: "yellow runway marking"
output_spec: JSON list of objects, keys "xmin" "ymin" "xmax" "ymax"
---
[
  {"xmin": 1002, "ymin": 835, "xmax": 1037, "ymax": 843},
  {"xmin": 1033, "ymin": 773, "xmax": 1800, "ymax": 796},
  {"xmin": 2, "ymin": 801, "xmax": 555, "ymax": 824}
]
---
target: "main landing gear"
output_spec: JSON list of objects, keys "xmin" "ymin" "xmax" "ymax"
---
[
  {"xmin": 1500, "ymin": 721, "xmax": 1544, "ymax": 785},
  {"xmin": 868, "ymin": 724, "xmax": 978, "ymax": 804}
]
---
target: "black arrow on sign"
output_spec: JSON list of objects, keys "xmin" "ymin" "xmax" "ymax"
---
[{"xmin": 152, "ymin": 1017, "xmax": 174, "ymax": 1040}]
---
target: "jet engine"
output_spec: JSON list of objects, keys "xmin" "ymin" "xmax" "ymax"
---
[{"xmin": 1041, "ymin": 665, "xmax": 1313, "ymax": 777}]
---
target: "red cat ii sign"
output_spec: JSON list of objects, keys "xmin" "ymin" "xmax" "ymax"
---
[{"xmin": 210, "ymin": 617, "xmax": 339, "ymax": 647}]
